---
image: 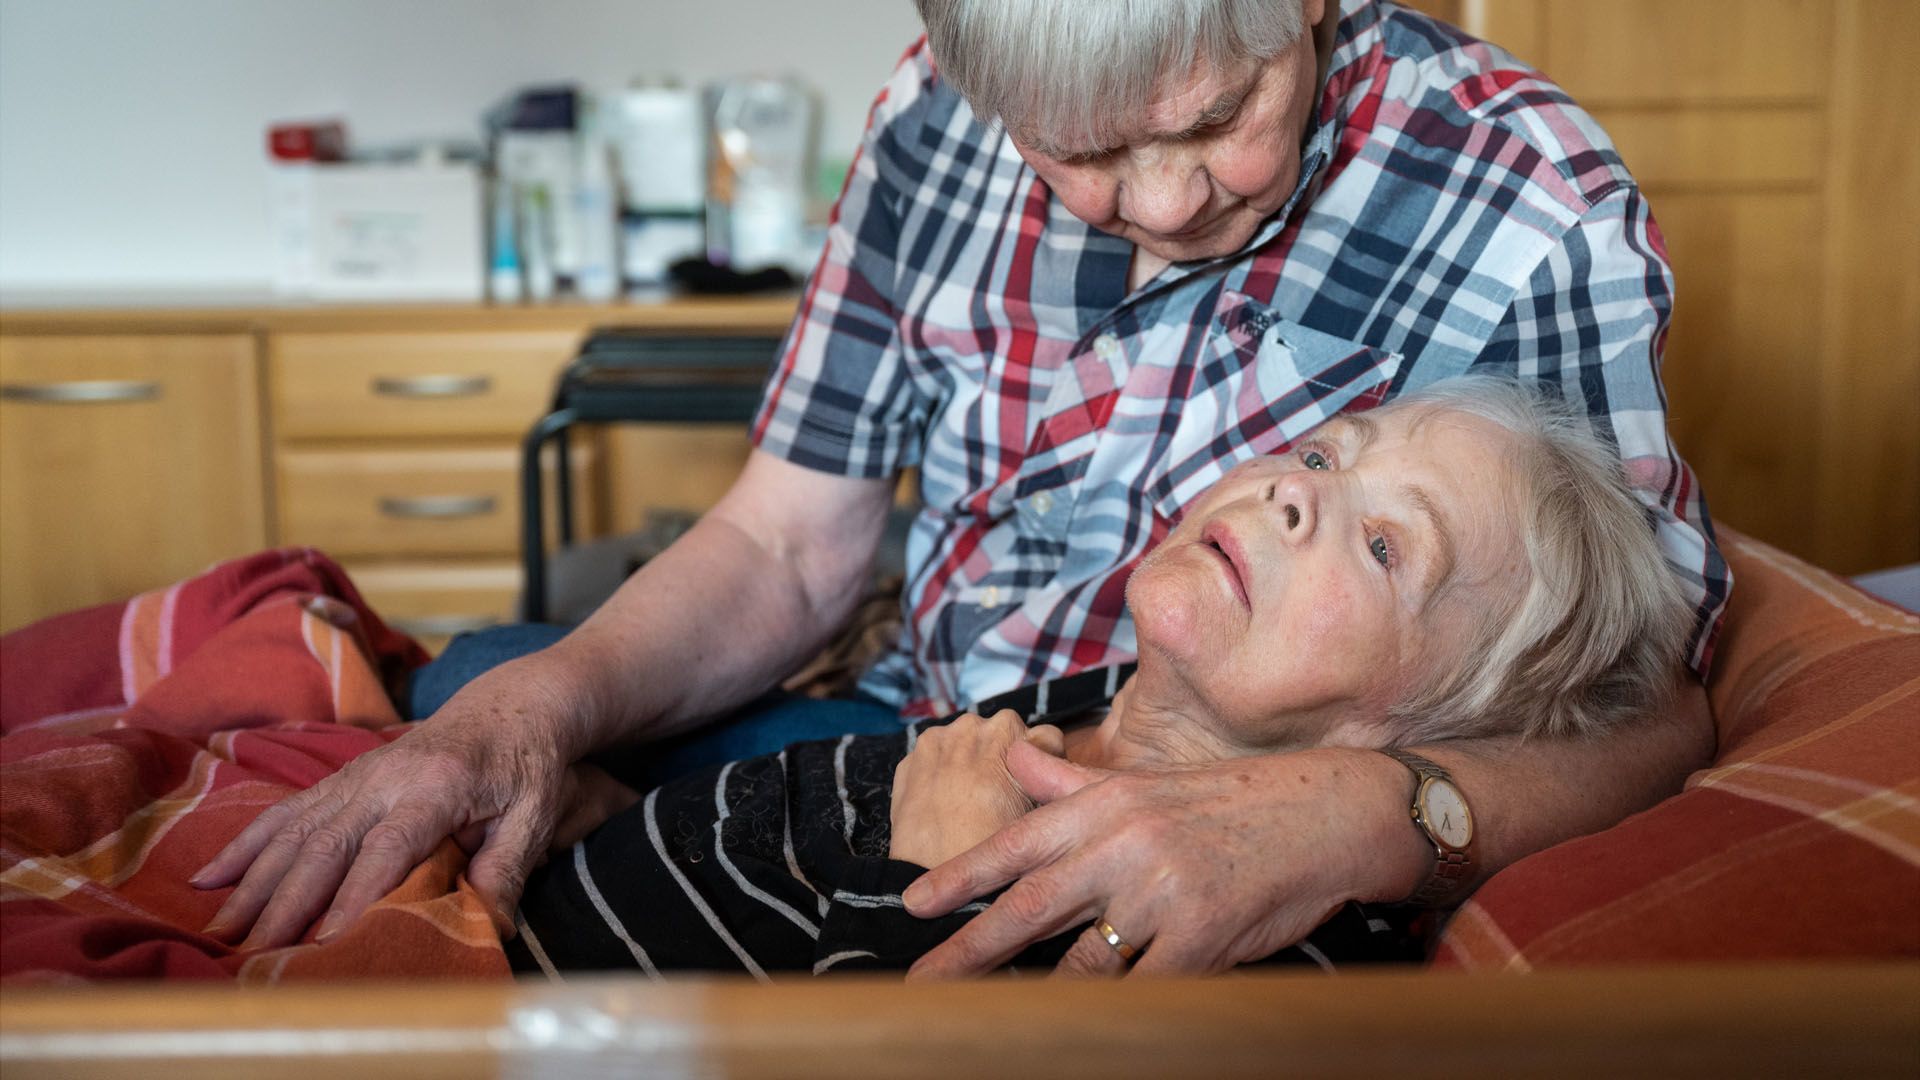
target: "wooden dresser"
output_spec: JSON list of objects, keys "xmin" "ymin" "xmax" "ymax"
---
[{"xmin": 0, "ymin": 296, "xmax": 795, "ymax": 645}]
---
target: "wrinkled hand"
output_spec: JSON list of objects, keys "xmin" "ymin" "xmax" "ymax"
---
[
  {"xmin": 900, "ymin": 742, "xmax": 1424, "ymax": 978},
  {"xmin": 191, "ymin": 657, "xmax": 603, "ymax": 950},
  {"xmin": 888, "ymin": 710, "xmax": 1065, "ymax": 868}
]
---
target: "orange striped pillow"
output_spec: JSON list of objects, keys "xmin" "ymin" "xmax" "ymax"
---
[{"xmin": 1433, "ymin": 528, "xmax": 1920, "ymax": 968}]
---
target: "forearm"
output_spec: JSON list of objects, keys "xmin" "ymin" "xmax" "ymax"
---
[
  {"xmin": 1355, "ymin": 672, "xmax": 1716, "ymax": 901},
  {"xmin": 530, "ymin": 456, "xmax": 892, "ymax": 760}
]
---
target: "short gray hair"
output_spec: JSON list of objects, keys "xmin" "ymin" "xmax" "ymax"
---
[
  {"xmin": 913, "ymin": 0, "xmax": 1306, "ymax": 154},
  {"xmin": 1377, "ymin": 376, "xmax": 1694, "ymax": 744}
]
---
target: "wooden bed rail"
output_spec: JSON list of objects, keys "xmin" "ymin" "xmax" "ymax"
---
[{"xmin": 3, "ymin": 964, "xmax": 1916, "ymax": 1079}]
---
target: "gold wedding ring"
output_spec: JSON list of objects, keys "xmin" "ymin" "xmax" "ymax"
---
[{"xmin": 1096, "ymin": 918, "xmax": 1138, "ymax": 962}]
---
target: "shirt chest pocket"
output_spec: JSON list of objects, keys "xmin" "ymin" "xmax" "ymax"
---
[{"xmin": 1147, "ymin": 292, "xmax": 1404, "ymax": 519}]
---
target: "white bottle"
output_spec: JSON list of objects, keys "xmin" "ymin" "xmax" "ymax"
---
[{"xmin": 573, "ymin": 140, "xmax": 621, "ymax": 301}]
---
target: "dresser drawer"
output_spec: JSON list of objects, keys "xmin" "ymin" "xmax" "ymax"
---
[
  {"xmin": 0, "ymin": 332, "xmax": 267, "ymax": 632},
  {"xmin": 278, "ymin": 445, "xmax": 592, "ymax": 558},
  {"xmin": 270, "ymin": 330, "xmax": 582, "ymax": 439},
  {"xmin": 344, "ymin": 560, "xmax": 521, "ymax": 655}
]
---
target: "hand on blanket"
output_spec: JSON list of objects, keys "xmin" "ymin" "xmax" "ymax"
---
[
  {"xmin": 889, "ymin": 710, "xmax": 1066, "ymax": 869},
  {"xmin": 192, "ymin": 656, "xmax": 600, "ymax": 949},
  {"xmin": 899, "ymin": 743, "xmax": 1427, "ymax": 978}
]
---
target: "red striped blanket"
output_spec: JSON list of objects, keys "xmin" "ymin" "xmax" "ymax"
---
[{"xmin": 0, "ymin": 549, "xmax": 509, "ymax": 982}]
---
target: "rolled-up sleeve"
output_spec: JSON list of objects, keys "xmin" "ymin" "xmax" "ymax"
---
[
  {"xmin": 751, "ymin": 43, "xmax": 935, "ymax": 479},
  {"xmin": 1475, "ymin": 184, "xmax": 1731, "ymax": 675}
]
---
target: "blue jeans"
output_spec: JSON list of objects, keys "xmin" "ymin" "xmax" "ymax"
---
[{"xmin": 405, "ymin": 624, "xmax": 904, "ymax": 790}]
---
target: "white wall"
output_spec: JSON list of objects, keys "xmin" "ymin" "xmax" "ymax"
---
[{"xmin": 0, "ymin": 0, "xmax": 926, "ymax": 291}]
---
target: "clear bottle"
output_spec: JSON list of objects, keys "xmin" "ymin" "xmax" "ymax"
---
[
  {"xmin": 710, "ymin": 77, "xmax": 815, "ymax": 272},
  {"xmin": 572, "ymin": 139, "xmax": 621, "ymax": 301}
]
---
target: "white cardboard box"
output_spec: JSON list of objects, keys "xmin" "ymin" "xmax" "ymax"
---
[{"xmin": 274, "ymin": 161, "xmax": 484, "ymax": 301}]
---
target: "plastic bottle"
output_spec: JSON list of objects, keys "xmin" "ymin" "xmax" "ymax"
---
[
  {"xmin": 572, "ymin": 140, "xmax": 621, "ymax": 301},
  {"xmin": 489, "ymin": 175, "xmax": 525, "ymax": 302}
]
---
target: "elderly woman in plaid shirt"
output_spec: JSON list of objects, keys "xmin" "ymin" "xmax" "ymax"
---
[{"xmin": 201, "ymin": 0, "xmax": 1730, "ymax": 975}]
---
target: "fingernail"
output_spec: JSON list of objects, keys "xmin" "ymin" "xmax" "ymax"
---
[
  {"xmin": 902, "ymin": 879, "xmax": 929, "ymax": 912},
  {"xmin": 494, "ymin": 904, "xmax": 519, "ymax": 940},
  {"xmin": 188, "ymin": 865, "xmax": 214, "ymax": 888},
  {"xmin": 314, "ymin": 911, "xmax": 345, "ymax": 944},
  {"xmin": 202, "ymin": 906, "xmax": 233, "ymax": 936}
]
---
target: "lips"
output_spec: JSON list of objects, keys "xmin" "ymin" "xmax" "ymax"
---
[{"xmin": 1197, "ymin": 521, "xmax": 1251, "ymax": 609}]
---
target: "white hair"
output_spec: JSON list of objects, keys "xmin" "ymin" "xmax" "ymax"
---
[
  {"xmin": 1376, "ymin": 375, "xmax": 1694, "ymax": 744},
  {"xmin": 913, "ymin": 0, "xmax": 1307, "ymax": 154}
]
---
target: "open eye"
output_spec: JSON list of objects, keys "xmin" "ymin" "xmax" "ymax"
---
[
  {"xmin": 1369, "ymin": 534, "xmax": 1392, "ymax": 569},
  {"xmin": 1301, "ymin": 449, "xmax": 1332, "ymax": 471}
]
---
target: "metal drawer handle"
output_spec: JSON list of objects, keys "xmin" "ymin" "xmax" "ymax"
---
[
  {"xmin": 378, "ymin": 494, "xmax": 498, "ymax": 519},
  {"xmin": 0, "ymin": 380, "xmax": 162, "ymax": 404},
  {"xmin": 389, "ymin": 614, "xmax": 501, "ymax": 637},
  {"xmin": 371, "ymin": 374, "xmax": 492, "ymax": 398}
]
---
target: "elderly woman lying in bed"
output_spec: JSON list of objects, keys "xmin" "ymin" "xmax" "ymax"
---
[{"xmin": 507, "ymin": 376, "xmax": 1693, "ymax": 977}]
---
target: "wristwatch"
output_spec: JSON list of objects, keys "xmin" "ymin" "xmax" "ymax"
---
[{"xmin": 1381, "ymin": 748, "xmax": 1475, "ymax": 907}]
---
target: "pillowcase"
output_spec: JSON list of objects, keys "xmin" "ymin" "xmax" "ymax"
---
[{"xmin": 1433, "ymin": 528, "xmax": 1920, "ymax": 967}]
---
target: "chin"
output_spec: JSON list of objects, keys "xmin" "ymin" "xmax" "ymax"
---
[
  {"xmin": 1133, "ymin": 232, "xmax": 1243, "ymax": 264},
  {"xmin": 1125, "ymin": 559, "xmax": 1209, "ymax": 665},
  {"xmin": 1132, "ymin": 217, "xmax": 1262, "ymax": 263}
]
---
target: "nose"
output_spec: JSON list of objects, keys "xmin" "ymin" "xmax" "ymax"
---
[
  {"xmin": 1265, "ymin": 470, "xmax": 1318, "ymax": 543},
  {"xmin": 1120, "ymin": 152, "xmax": 1210, "ymax": 236}
]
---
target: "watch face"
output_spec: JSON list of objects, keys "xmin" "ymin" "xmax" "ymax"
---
[{"xmin": 1420, "ymin": 779, "xmax": 1472, "ymax": 849}]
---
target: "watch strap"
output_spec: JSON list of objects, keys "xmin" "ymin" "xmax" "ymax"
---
[{"xmin": 1382, "ymin": 747, "xmax": 1455, "ymax": 787}]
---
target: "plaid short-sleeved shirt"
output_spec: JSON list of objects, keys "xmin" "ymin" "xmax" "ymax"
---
[{"xmin": 753, "ymin": 0, "xmax": 1730, "ymax": 720}]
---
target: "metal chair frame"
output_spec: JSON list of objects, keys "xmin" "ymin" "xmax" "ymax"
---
[{"xmin": 520, "ymin": 331, "xmax": 783, "ymax": 622}]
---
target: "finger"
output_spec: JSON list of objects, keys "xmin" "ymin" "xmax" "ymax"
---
[
  {"xmin": 907, "ymin": 870, "xmax": 1100, "ymax": 980},
  {"xmin": 1005, "ymin": 737, "xmax": 1104, "ymax": 804},
  {"xmin": 1024, "ymin": 724, "xmax": 1066, "ymax": 756},
  {"xmin": 901, "ymin": 808, "xmax": 1073, "ymax": 916},
  {"xmin": 466, "ymin": 796, "xmax": 552, "ymax": 936},
  {"xmin": 313, "ymin": 798, "xmax": 466, "ymax": 943},
  {"xmin": 550, "ymin": 772, "xmax": 639, "ymax": 851},
  {"xmin": 202, "ymin": 802, "xmax": 337, "ymax": 940},
  {"xmin": 1126, "ymin": 932, "xmax": 1222, "ymax": 978},
  {"xmin": 1052, "ymin": 924, "xmax": 1132, "ymax": 979},
  {"xmin": 192, "ymin": 786, "xmax": 326, "ymax": 889},
  {"xmin": 239, "ymin": 799, "xmax": 385, "ymax": 950},
  {"xmin": 453, "ymin": 821, "xmax": 489, "ymax": 855}
]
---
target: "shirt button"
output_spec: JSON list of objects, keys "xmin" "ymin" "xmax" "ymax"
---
[
  {"xmin": 980, "ymin": 585, "xmax": 1001, "ymax": 610},
  {"xmin": 1094, "ymin": 334, "xmax": 1122, "ymax": 360},
  {"xmin": 1032, "ymin": 491, "xmax": 1054, "ymax": 515}
]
